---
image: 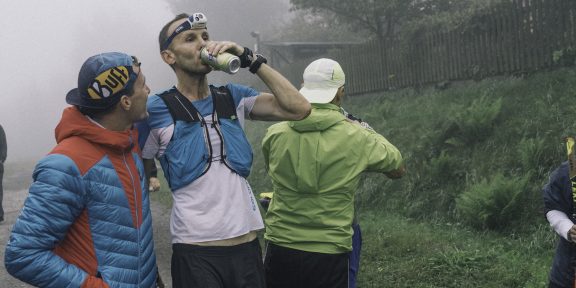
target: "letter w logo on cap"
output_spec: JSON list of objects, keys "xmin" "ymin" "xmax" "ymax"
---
[{"xmin": 87, "ymin": 66, "xmax": 130, "ymax": 99}]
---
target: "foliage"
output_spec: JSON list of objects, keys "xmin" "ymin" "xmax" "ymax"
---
[
  {"xmin": 455, "ymin": 173, "xmax": 530, "ymax": 230},
  {"xmin": 287, "ymin": 0, "xmax": 502, "ymax": 41},
  {"xmin": 263, "ymin": 11, "xmax": 369, "ymax": 43},
  {"xmin": 450, "ymin": 93, "xmax": 502, "ymax": 146},
  {"xmin": 289, "ymin": 0, "xmax": 394, "ymax": 40},
  {"xmin": 553, "ymin": 46, "xmax": 576, "ymax": 67},
  {"xmin": 516, "ymin": 137, "xmax": 547, "ymax": 175}
]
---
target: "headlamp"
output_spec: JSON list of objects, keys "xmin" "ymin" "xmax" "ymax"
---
[{"xmin": 161, "ymin": 13, "xmax": 207, "ymax": 51}]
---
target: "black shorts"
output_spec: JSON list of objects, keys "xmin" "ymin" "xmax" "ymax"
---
[
  {"xmin": 171, "ymin": 238, "xmax": 265, "ymax": 288},
  {"xmin": 264, "ymin": 242, "xmax": 349, "ymax": 288}
]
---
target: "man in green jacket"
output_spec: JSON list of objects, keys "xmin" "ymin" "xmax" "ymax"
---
[{"xmin": 262, "ymin": 58, "xmax": 406, "ymax": 288}]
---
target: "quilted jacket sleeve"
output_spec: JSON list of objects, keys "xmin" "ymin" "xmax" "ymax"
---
[
  {"xmin": 4, "ymin": 154, "xmax": 103, "ymax": 288},
  {"xmin": 543, "ymin": 162, "xmax": 572, "ymax": 215}
]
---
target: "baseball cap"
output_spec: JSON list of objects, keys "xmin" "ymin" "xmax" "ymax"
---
[
  {"xmin": 161, "ymin": 12, "xmax": 208, "ymax": 51},
  {"xmin": 299, "ymin": 58, "xmax": 345, "ymax": 104},
  {"xmin": 66, "ymin": 52, "xmax": 140, "ymax": 110}
]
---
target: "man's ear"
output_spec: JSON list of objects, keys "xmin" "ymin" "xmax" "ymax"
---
[
  {"xmin": 119, "ymin": 95, "xmax": 131, "ymax": 111},
  {"xmin": 331, "ymin": 87, "xmax": 345, "ymax": 106},
  {"xmin": 161, "ymin": 50, "xmax": 175, "ymax": 65}
]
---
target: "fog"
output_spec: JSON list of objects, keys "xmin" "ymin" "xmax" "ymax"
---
[{"xmin": 0, "ymin": 0, "xmax": 290, "ymax": 163}]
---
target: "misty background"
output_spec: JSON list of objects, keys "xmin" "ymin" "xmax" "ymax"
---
[{"xmin": 0, "ymin": 0, "xmax": 291, "ymax": 163}]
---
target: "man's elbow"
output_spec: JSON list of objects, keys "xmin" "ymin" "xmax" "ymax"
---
[
  {"xmin": 289, "ymin": 102, "xmax": 311, "ymax": 120},
  {"xmin": 5, "ymin": 244, "xmax": 28, "ymax": 279}
]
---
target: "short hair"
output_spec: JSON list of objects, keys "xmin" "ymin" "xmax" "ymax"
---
[{"xmin": 158, "ymin": 13, "xmax": 189, "ymax": 52}]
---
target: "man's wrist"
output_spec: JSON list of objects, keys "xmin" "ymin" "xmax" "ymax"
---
[{"xmin": 249, "ymin": 54, "xmax": 268, "ymax": 74}]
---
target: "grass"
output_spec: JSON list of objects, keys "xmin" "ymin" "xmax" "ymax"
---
[{"xmin": 356, "ymin": 211, "xmax": 554, "ymax": 287}]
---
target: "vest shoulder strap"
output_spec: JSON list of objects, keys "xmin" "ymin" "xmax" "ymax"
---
[
  {"xmin": 159, "ymin": 90, "xmax": 201, "ymax": 123},
  {"xmin": 210, "ymin": 85, "xmax": 238, "ymax": 120}
]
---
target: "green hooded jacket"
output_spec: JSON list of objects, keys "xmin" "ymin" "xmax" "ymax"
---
[{"xmin": 262, "ymin": 103, "xmax": 403, "ymax": 254}]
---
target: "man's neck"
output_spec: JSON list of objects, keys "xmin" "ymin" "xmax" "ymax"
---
[
  {"xmin": 176, "ymin": 72, "xmax": 210, "ymax": 102},
  {"xmin": 89, "ymin": 114, "xmax": 131, "ymax": 132}
]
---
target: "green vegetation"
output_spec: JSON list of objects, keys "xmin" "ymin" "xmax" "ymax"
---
[
  {"xmin": 149, "ymin": 67, "xmax": 576, "ymax": 286},
  {"xmin": 243, "ymin": 68, "xmax": 576, "ymax": 286},
  {"xmin": 356, "ymin": 211, "xmax": 553, "ymax": 287}
]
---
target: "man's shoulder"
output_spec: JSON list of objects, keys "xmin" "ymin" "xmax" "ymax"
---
[
  {"xmin": 147, "ymin": 91, "xmax": 170, "ymax": 109},
  {"xmin": 550, "ymin": 161, "xmax": 570, "ymax": 182},
  {"xmin": 146, "ymin": 91, "xmax": 174, "ymax": 129},
  {"xmin": 50, "ymin": 137, "xmax": 106, "ymax": 175},
  {"xmin": 222, "ymin": 83, "xmax": 259, "ymax": 105}
]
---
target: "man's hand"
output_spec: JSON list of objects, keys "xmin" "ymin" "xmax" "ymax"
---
[
  {"xmin": 149, "ymin": 177, "xmax": 161, "ymax": 192},
  {"xmin": 568, "ymin": 224, "xmax": 576, "ymax": 242},
  {"xmin": 204, "ymin": 41, "xmax": 244, "ymax": 56},
  {"xmin": 385, "ymin": 165, "xmax": 406, "ymax": 179}
]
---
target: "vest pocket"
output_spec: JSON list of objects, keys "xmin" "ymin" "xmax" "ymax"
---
[
  {"xmin": 219, "ymin": 119, "xmax": 252, "ymax": 177},
  {"xmin": 162, "ymin": 121, "xmax": 208, "ymax": 189}
]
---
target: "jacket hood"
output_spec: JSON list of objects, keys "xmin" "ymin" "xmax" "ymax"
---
[
  {"xmin": 289, "ymin": 103, "xmax": 345, "ymax": 132},
  {"xmin": 55, "ymin": 107, "xmax": 136, "ymax": 152}
]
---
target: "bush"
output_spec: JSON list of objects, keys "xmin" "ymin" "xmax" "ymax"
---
[
  {"xmin": 516, "ymin": 137, "xmax": 547, "ymax": 175},
  {"xmin": 455, "ymin": 173, "xmax": 530, "ymax": 230},
  {"xmin": 452, "ymin": 93, "xmax": 502, "ymax": 145}
]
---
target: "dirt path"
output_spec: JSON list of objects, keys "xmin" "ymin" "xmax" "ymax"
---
[{"xmin": 0, "ymin": 189, "xmax": 173, "ymax": 287}]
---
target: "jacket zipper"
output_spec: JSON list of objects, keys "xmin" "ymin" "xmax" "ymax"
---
[{"xmin": 122, "ymin": 150, "xmax": 141, "ymax": 286}]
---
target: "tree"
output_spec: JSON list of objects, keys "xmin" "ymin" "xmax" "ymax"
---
[{"xmin": 288, "ymin": 0, "xmax": 499, "ymax": 41}]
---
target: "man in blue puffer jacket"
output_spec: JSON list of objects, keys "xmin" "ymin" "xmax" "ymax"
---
[{"xmin": 4, "ymin": 52, "xmax": 160, "ymax": 288}]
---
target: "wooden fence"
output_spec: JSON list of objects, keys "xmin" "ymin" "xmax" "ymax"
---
[{"xmin": 274, "ymin": 0, "xmax": 576, "ymax": 96}]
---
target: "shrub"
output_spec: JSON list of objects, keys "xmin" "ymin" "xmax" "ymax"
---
[
  {"xmin": 516, "ymin": 137, "xmax": 547, "ymax": 175},
  {"xmin": 452, "ymin": 93, "xmax": 502, "ymax": 145},
  {"xmin": 455, "ymin": 172, "xmax": 530, "ymax": 230}
]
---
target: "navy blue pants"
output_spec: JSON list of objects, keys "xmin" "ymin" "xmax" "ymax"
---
[{"xmin": 349, "ymin": 224, "xmax": 362, "ymax": 288}]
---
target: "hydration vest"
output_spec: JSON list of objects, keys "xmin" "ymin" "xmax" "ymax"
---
[{"xmin": 158, "ymin": 85, "xmax": 253, "ymax": 191}]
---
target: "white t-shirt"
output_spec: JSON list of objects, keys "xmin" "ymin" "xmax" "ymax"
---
[{"xmin": 142, "ymin": 96, "xmax": 264, "ymax": 244}]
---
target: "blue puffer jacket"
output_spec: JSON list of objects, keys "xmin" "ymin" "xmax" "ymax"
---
[{"xmin": 4, "ymin": 107, "xmax": 158, "ymax": 288}]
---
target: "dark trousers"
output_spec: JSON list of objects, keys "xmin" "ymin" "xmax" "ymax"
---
[
  {"xmin": 264, "ymin": 243, "xmax": 348, "ymax": 288},
  {"xmin": 171, "ymin": 238, "xmax": 265, "ymax": 288},
  {"xmin": 0, "ymin": 163, "xmax": 4, "ymax": 220}
]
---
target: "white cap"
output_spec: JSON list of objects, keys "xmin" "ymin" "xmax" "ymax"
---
[{"xmin": 299, "ymin": 58, "xmax": 345, "ymax": 104}]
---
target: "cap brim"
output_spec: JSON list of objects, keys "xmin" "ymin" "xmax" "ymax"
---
[
  {"xmin": 66, "ymin": 88, "xmax": 83, "ymax": 106},
  {"xmin": 299, "ymin": 86, "xmax": 338, "ymax": 104}
]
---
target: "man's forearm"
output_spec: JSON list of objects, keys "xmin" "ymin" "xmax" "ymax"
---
[
  {"xmin": 143, "ymin": 158, "xmax": 155, "ymax": 182},
  {"xmin": 256, "ymin": 64, "xmax": 310, "ymax": 120}
]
